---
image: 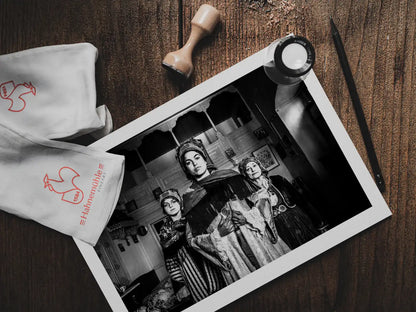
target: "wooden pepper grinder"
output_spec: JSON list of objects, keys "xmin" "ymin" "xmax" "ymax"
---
[{"xmin": 162, "ymin": 4, "xmax": 220, "ymax": 78}]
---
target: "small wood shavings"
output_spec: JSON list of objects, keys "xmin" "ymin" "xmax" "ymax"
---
[
  {"xmin": 266, "ymin": 0, "xmax": 298, "ymax": 27},
  {"xmin": 242, "ymin": 0, "xmax": 305, "ymax": 28}
]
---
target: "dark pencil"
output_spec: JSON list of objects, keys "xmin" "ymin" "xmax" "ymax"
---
[{"xmin": 330, "ymin": 17, "xmax": 386, "ymax": 193}]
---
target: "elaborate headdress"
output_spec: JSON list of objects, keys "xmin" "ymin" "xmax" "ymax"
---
[
  {"xmin": 175, "ymin": 138, "xmax": 216, "ymax": 180},
  {"xmin": 159, "ymin": 188, "xmax": 182, "ymax": 207},
  {"xmin": 238, "ymin": 156, "xmax": 268, "ymax": 178}
]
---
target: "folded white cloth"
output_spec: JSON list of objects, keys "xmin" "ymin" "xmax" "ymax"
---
[
  {"xmin": 0, "ymin": 43, "xmax": 111, "ymax": 139},
  {"xmin": 0, "ymin": 121, "xmax": 125, "ymax": 245}
]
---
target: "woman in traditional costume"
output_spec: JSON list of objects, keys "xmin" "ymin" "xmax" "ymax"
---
[
  {"xmin": 238, "ymin": 157, "xmax": 319, "ymax": 249},
  {"xmin": 176, "ymin": 139, "xmax": 290, "ymax": 285},
  {"xmin": 158, "ymin": 188, "xmax": 224, "ymax": 303}
]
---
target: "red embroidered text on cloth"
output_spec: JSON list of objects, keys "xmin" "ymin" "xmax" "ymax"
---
[
  {"xmin": 0, "ymin": 43, "xmax": 111, "ymax": 139},
  {"xmin": 0, "ymin": 122, "xmax": 124, "ymax": 245}
]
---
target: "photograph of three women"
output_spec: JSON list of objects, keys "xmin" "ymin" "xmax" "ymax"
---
[{"xmin": 94, "ymin": 66, "xmax": 371, "ymax": 312}]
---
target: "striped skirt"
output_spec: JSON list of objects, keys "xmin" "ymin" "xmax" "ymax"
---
[{"xmin": 176, "ymin": 246, "xmax": 225, "ymax": 303}]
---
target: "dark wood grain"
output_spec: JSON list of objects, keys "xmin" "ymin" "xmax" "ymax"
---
[{"xmin": 0, "ymin": 0, "xmax": 415, "ymax": 311}]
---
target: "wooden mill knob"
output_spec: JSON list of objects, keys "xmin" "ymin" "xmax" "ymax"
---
[{"xmin": 162, "ymin": 4, "xmax": 220, "ymax": 78}]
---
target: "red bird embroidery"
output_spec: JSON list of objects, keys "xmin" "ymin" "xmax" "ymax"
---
[
  {"xmin": 0, "ymin": 80, "xmax": 36, "ymax": 112},
  {"xmin": 44, "ymin": 167, "xmax": 84, "ymax": 205}
]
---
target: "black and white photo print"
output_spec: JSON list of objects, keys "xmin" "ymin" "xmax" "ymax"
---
[{"xmin": 75, "ymin": 39, "xmax": 390, "ymax": 312}]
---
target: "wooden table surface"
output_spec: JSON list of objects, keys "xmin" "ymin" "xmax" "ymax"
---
[{"xmin": 0, "ymin": 1, "xmax": 414, "ymax": 311}]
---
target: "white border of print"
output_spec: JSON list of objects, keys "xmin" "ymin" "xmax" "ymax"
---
[{"xmin": 74, "ymin": 41, "xmax": 392, "ymax": 312}]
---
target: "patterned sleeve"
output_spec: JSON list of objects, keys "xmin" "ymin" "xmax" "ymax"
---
[
  {"xmin": 159, "ymin": 221, "xmax": 178, "ymax": 249},
  {"xmin": 186, "ymin": 222, "xmax": 232, "ymax": 271}
]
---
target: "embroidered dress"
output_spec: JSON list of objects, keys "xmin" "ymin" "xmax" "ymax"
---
[
  {"xmin": 159, "ymin": 217, "xmax": 224, "ymax": 302},
  {"xmin": 257, "ymin": 176, "xmax": 319, "ymax": 249},
  {"xmin": 184, "ymin": 170, "xmax": 290, "ymax": 285}
]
